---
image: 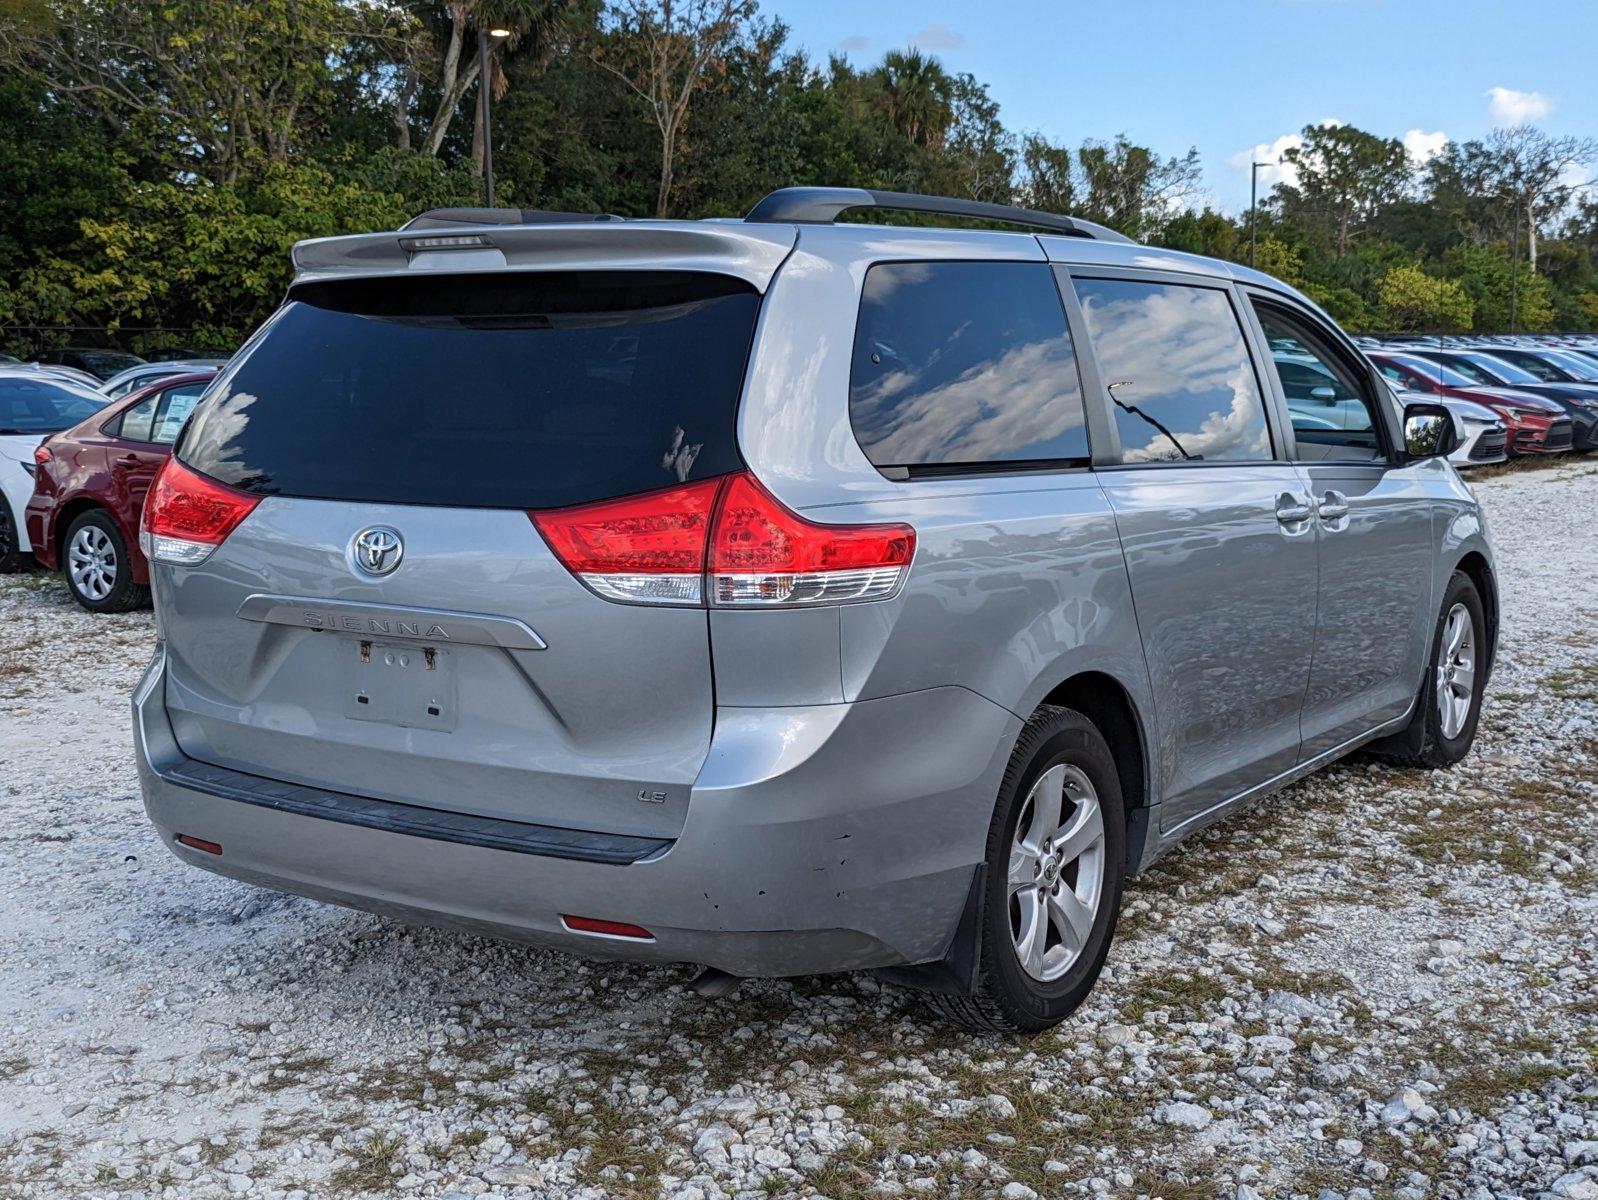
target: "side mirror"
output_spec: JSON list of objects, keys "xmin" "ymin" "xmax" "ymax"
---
[
  {"xmin": 1309, "ymin": 386, "xmax": 1338, "ymax": 403},
  {"xmin": 1403, "ymin": 401, "xmax": 1457, "ymax": 460}
]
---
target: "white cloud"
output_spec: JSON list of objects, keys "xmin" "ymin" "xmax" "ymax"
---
[
  {"xmin": 1401, "ymin": 128, "xmax": 1449, "ymax": 165},
  {"xmin": 907, "ymin": 22, "xmax": 965, "ymax": 51},
  {"xmin": 1486, "ymin": 86, "xmax": 1554, "ymax": 125},
  {"xmin": 1228, "ymin": 119, "xmax": 1341, "ymax": 194},
  {"xmin": 835, "ymin": 34, "xmax": 869, "ymax": 54}
]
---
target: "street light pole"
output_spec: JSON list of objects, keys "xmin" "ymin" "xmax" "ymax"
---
[
  {"xmin": 1509, "ymin": 195, "xmax": 1521, "ymax": 334},
  {"xmin": 478, "ymin": 27, "xmax": 511, "ymax": 207},
  {"xmin": 1250, "ymin": 160, "xmax": 1273, "ymax": 268}
]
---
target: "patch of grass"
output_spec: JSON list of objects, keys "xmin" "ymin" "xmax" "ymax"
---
[
  {"xmin": 1118, "ymin": 970, "xmax": 1228, "ymax": 1023},
  {"xmin": 1445, "ymin": 1061, "xmax": 1569, "ymax": 1116},
  {"xmin": 328, "ymin": 1131, "xmax": 402, "ymax": 1194},
  {"xmin": 258, "ymin": 1054, "xmax": 333, "ymax": 1093}
]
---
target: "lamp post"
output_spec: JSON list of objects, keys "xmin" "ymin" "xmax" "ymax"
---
[
  {"xmin": 1249, "ymin": 160, "xmax": 1275, "ymax": 268},
  {"xmin": 478, "ymin": 26, "xmax": 512, "ymax": 207}
]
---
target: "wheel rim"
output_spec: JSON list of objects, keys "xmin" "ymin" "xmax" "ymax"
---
[
  {"xmin": 1434, "ymin": 602, "xmax": 1476, "ymax": 740},
  {"xmin": 67, "ymin": 525, "xmax": 118, "ymax": 601},
  {"xmin": 1008, "ymin": 762, "xmax": 1106, "ymax": 982}
]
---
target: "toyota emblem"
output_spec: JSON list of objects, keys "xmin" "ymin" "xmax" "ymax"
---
[{"xmin": 350, "ymin": 526, "xmax": 404, "ymax": 577}]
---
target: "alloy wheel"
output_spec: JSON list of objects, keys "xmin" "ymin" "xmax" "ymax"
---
[
  {"xmin": 68, "ymin": 525, "xmax": 118, "ymax": 602},
  {"xmin": 1435, "ymin": 602, "xmax": 1476, "ymax": 740},
  {"xmin": 1008, "ymin": 762, "xmax": 1107, "ymax": 982}
]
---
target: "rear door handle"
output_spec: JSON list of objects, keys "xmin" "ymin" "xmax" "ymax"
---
[
  {"xmin": 1317, "ymin": 491, "xmax": 1350, "ymax": 522},
  {"xmin": 116, "ymin": 454, "xmax": 143, "ymax": 465}
]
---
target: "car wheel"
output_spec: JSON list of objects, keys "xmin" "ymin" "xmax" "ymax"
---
[
  {"xmin": 0, "ymin": 493, "xmax": 26, "ymax": 573},
  {"xmin": 1368, "ymin": 571, "xmax": 1486, "ymax": 769},
  {"xmin": 63, "ymin": 510, "xmax": 149, "ymax": 613},
  {"xmin": 922, "ymin": 705, "xmax": 1125, "ymax": 1034}
]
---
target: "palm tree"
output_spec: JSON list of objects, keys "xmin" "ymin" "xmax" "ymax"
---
[{"xmin": 871, "ymin": 49, "xmax": 954, "ymax": 151}]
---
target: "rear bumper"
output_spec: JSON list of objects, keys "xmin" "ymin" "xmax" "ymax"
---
[
  {"xmin": 23, "ymin": 496, "xmax": 55, "ymax": 567},
  {"xmin": 134, "ymin": 644, "xmax": 1020, "ymax": 977}
]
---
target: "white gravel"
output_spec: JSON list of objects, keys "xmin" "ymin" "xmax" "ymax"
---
[{"xmin": 2, "ymin": 460, "xmax": 1595, "ymax": 1200}]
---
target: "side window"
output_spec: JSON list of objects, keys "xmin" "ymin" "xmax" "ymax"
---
[
  {"xmin": 1251, "ymin": 304, "xmax": 1385, "ymax": 462},
  {"xmin": 152, "ymin": 384, "xmax": 205, "ymax": 444},
  {"xmin": 1375, "ymin": 360, "xmax": 1423, "ymax": 389},
  {"xmin": 118, "ymin": 395, "xmax": 159, "ymax": 442},
  {"xmin": 1072, "ymin": 278, "xmax": 1272, "ymax": 464},
  {"xmin": 849, "ymin": 261, "xmax": 1089, "ymax": 471}
]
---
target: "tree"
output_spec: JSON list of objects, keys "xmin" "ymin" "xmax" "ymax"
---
[
  {"xmin": 868, "ymin": 48, "xmax": 952, "ymax": 151},
  {"xmin": 1017, "ymin": 134, "xmax": 1076, "ymax": 214},
  {"xmin": 1376, "ymin": 265, "xmax": 1473, "ymax": 332},
  {"xmin": 590, "ymin": 0, "xmax": 756, "ymax": 216},
  {"xmin": 1443, "ymin": 242, "xmax": 1555, "ymax": 331},
  {"xmin": 1469, "ymin": 125, "xmax": 1598, "ymax": 274},
  {"xmin": 1016, "ymin": 133, "xmax": 1199, "ymax": 239},
  {"xmin": 1277, "ymin": 122, "xmax": 1412, "ymax": 255},
  {"xmin": 0, "ymin": 0, "xmax": 368, "ymax": 183}
]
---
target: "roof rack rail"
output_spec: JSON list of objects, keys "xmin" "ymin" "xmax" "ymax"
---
[
  {"xmin": 401, "ymin": 207, "xmax": 626, "ymax": 231},
  {"xmin": 744, "ymin": 187, "xmax": 1136, "ymax": 244}
]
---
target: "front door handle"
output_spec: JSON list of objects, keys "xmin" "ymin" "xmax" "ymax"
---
[{"xmin": 1317, "ymin": 491, "xmax": 1350, "ymax": 523}]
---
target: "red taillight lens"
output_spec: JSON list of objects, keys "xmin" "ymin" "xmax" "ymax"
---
[
  {"xmin": 33, "ymin": 445, "xmax": 52, "ymax": 467},
  {"xmin": 140, "ymin": 458, "xmax": 261, "ymax": 566},
  {"xmin": 530, "ymin": 471, "xmax": 915, "ymax": 608},
  {"xmin": 708, "ymin": 472, "xmax": 914, "ymax": 604},
  {"xmin": 529, "ymin": 477, "xmax": 723, "ymax": 605}
]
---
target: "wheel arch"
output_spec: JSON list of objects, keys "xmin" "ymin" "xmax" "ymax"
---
[
  {"xmin": 1453, "ymin": 550, "xmax": 1498, "ymax": 681},
  {"xmin": 54, "ymin": 496, "xmax": 146, "ymax": 584},
  {"xmin": 1034, "ymin": 669, "xmax": 1156, "ymax": 874}
]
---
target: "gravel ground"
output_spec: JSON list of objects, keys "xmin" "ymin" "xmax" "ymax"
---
[{"xmin": 1, "ymin": 461, "xmax": 1595, "ymax": 1200}]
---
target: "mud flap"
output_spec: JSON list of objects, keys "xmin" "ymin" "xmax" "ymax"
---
[{"xmin": 870, "ymin": 865, "xmax": 984, "ymax": 997}]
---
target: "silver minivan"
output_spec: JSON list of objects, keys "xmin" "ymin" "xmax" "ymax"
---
[{"xmin": 134, "ymin": 189, "xmax": 1495, "ymax": 1032}]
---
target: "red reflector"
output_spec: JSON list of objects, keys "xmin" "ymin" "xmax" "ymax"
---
[
  {"xmin": 561, "ymin": 914, "xmax": 654, "ymax": 940},
  {"xmin": 142, "ymin": 458, "xmax": 261, "ymax": 549},
  {"xmin": 708, "ymin": 471, "xmax": 914, "ymax": 574},
  {"xmin": 531, "ymin": 477, "xmax": 723, "ymax": 575},
  {"xmin": 176, "ymin": 834, "xmax": 223, "ymax": 855}
]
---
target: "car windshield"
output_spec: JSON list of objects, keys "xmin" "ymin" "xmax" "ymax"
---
[
  {"xmin": 79, "ymin": 351, "xmax": 146, "ymax": 374},
  {"xmin": 0, "ymin": 377, "xmax": 107, "ymax": 433},
  {"xmin": 1543, "ymin": 350, "xmax": 1598, "ymax": 381},
  {"xmin": 1389, "ymin": 355, "xmax": 1476, "ymax": 388},
  {"xmin": 1457, "ymin": 353, "xmax": 1539, "ymax": 385}
]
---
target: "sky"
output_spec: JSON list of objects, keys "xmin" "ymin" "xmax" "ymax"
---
[{"xmin": 770, "ymin": 0, "xmax": 1598, "ymax": 213}]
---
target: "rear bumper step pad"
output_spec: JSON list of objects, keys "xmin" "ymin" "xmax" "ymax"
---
[{"xmin": 157, "ymin": 757, "xmax": 672, "ymax": 866}]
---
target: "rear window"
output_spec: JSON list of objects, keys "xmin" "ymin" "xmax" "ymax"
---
[
  {"xmin": 179, "ymin": 271, "xmax": 760, "ymax": 509},
  {"xmin": 0, "ymin": 378, "xmax": 105, "ymax": 434}
]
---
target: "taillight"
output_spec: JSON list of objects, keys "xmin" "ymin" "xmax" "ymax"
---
[
  {"xmin": 707, "ymin": 472, "xmax": 915, "ymax": 605},
  {"xmin": 530, "ymin": 477, "xmax": 723, "ymax": 605},
  {"xmin": 530, "ymin": 471, "xmax": 915, "ymax": 608},
  {"xmin": 33, "ymin": 445, "xmax": 52, "ymax": 467},
  {"xmin": 140, "ymin": 458, "xmax": 261, "ymax": 566}
]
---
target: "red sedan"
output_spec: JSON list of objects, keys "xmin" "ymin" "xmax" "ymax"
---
[
  {"xmin": 27, "ymin": 370, "xmax": 217, "ymax": 611},
  {"xmin": 1367, "ymin": 351, "xmax": 1573, "ymax": 456}
]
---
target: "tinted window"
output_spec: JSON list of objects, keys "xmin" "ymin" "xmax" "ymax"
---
[
  {"xmin": 1073, "ymin": 279, "xmax": 1271, "ymax": 463},
  {"xmin": 180, "ymin": 272, "xmax": 759, "ymax": 509},
  {"xmin": 848, "ymin": 262, "xmax": 1088, "ymax": 469},
  {"xmin": 0, "ymin": 378, "xmax": 105, "ymax": 433}
]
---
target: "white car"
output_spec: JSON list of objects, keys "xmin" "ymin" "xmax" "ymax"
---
[
  {"xmin": 1437, "ymin": 396, "xmax": 1509, "ymax": 468},
  {"xmin": 100, "ymin": 359, "xmax": 228, "ymax": 400},
  {"xmin": 0, "ymin": 372, "xmax": 108, "ymax": 569}
]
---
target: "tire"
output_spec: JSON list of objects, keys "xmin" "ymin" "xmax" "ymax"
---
[
  {"xmin": 1367, "ymin": 571, "xmax": 1486, "ymax": 769},
  {"xmin": 62, "ymin": 510, "xmax": 149, "ymax": 613},
  {"xmin": 0, "ymin": 492, "xmax": 26, "ymax": 573},
  {"xmin": 922, "ymin": 705, "xmax": 1126, "ymax": 1034}
]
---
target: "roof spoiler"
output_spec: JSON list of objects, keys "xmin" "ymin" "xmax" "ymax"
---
[
  {"xmin": 401, "ymin": 207, "xmax": 626, "ymax": 231},
  {"xmin": 744, "ymin": 187, "xmax": 1137, "ymax": 244}
]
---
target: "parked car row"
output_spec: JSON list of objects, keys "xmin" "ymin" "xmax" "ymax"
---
[{"xmin": 1343, "ymin": 334, "xmax": 1598, "ymax": 463}]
